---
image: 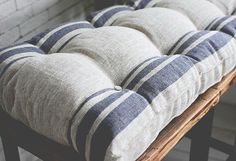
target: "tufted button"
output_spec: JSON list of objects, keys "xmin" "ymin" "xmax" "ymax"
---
[{"xmin": 114, "ymin": 86, "xmax": 122, "ymax": 91}]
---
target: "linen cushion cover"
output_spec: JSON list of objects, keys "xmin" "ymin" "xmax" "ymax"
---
[{"xmin": 1, "ymin": 1, "xmax": 236, "ymax": 161}]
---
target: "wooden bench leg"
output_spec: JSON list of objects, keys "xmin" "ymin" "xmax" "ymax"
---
[
  {"xmin": 189, "ymin": 109, "xmax": 214, "ymax": 161},
  {"xmin": 1, "ymin": 134, "xmax": 20, "ymax": 161}
]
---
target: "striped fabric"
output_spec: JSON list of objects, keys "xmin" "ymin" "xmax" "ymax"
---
[
  {"xmin": 0, "ymin": 43, "xmax": 44, "ymax": 114},
  {"xmin": 128, "ymin": 0, "xmax": 154, "ymax": 9},
  {"xmin": 29, "ymin": 21, "xmax": 94, "ymax": 54},
  {"xmin": 88, "ymin": 5, "xmax": 134, "ymax": 27},
  {"xmin": 124, "ymin": 0, "xmax": 225, "ymax": 29},
  {"xmin": 89, "ymin": 6, "xmax": 197, "ymax": 54},
  {"xmin": 0, "ymin": 43, "xmax": 43, "ymax": 80},
  {"xmin": 207, "ymin": 16, "xmax": 236, "ymax": 37},
  {"xmin": 1, "ymin": 1, "xmax": 236, "ymax": 161}
]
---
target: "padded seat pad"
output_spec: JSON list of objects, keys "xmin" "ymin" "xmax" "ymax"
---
[{"xmin": 1, "ymin": 1, "xmax": 236, "ymax": 161}]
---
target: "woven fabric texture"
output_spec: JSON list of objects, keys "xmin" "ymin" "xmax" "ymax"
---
[{"xmin": 1, "ymin": 1, "xmax": 236, "ymax": 161}]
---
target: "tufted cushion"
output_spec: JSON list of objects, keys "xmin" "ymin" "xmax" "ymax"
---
[
  {"xmin": 90, "ymin": 6, "xmax": 197, "ymax": 54},
  {"xmin": 1, "ymin": 1, "xmax": 236, "ymax": 161},
  {"xmin": 126, "ymin": 0, "xmax": 225, "ymax": 29}
]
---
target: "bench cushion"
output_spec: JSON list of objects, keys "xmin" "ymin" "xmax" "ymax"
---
[{"xmin": 1, "ymin": 1, "xmax": 236, "ymax": 161}]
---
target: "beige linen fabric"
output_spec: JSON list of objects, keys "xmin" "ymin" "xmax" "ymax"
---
[
  {"xmin": 60, "ymin": 26, "xmax": 161, "ymax": 85},
  {"xmin": 1, "ymin": 0, "xmax": 236, "ymax": 161}
]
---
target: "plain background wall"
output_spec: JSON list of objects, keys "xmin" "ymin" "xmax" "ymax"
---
[{"xmin": 0, "ymin": 0, "xmax": 93, "ymax": 48}]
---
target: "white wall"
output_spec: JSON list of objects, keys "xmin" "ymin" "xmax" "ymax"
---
[{"xmin": 0, "ymin": 0, "xmax": 93, "ymax": 48}]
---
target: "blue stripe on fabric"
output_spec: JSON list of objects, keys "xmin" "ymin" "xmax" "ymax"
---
[
  {"xmin": 136, "ymin": 56, "xmax": 194, "ymax": 103},
  {"xmin": 205, "ymin": 17, "xmax": 220, "ymax": 30},
  {"xmin": 29, "ymin": 22, "xmax": 93, "ymax": 46},
  {"xmin": 29, "ymin": 27, "xmax": 55, "ymax": 45},
  {"xmin": 0, "ymin": 43, "xmax": 25, "ymax": 53},
  {"xmin": 39, "ymin": 23, "xmax": 93, "ymax": 53},
  {"xmin": 67, "ymin": 88, "xmax": 114, "ymax": 146},
  {"xmin": 120, "ymin": 56, "xmax": 159, "ymax": 87},
  {"xmin": 93, "ymin": 6, "xmax": 133, "ymax": 27},
  {"xmin": 87, "ymin": 10, "xmax": 101, "ymax": 22},
  {"xmin": 186, "ymin": 32, "xmax": 232, "ymax": 61},
  {"xmin": 0, "ymin": 56, "xmax": 33, "ymax": 78},
  {"xmin": 125, "ymin": 56, "xmax": 169, "ymax": 90},
  {"xmin": 90, "ymin": 93, "xmax": 149, "ymax": 161},
  {"xmin": 173, "ymin": 31, "xmax": 209, "ymax": 55},
  {"xmin": 75, "ymin": 90, "xmax": 128, "ymax": 160},
  {"xmin": 135, "ymin": 0, "xmax": 152, "ymax": 9},
  {"xmin": 167, "ymin": 31, "xmax": 194, "ymax": 55},
  {"xmin": 56, "ymin": 33, "xmax": 81, "ymax": 52},
  {"xmin": 207, "ymin": 16, "xmax": 231, "ymax": 30},
  {"xmin": 0, "ymin": 47, "xmax": 43, "ymax": 64},
  {"xmin": 216, "ymin": 18, "xmax": 236, "ymax": 37}
]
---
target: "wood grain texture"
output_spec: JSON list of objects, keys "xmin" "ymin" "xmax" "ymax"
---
[{"xmin": 137, "ymin": 68, "xmax": 236, "ymax": 161}]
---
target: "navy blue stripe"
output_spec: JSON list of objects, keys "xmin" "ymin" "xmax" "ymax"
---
[
  {"xmin": 135, "ymin": 0, "xmax": 152, "ymax": 9},
  {"xmin": 75, "ymin": 90, "xmax": 128, "ymax": 160},
  {"xmin": 167, "ymin": 31, "xmax": 194, "ymax": 55},
  {"xmin": 56, "ymin": 33, "xmax": 81, "ymax": 52},
  {"xmin": 0, "ymin": 47, "xmax": 43, "ymax": 64},
  {"xmin": 93, "ymin": 6, "xmax": 133, "ymax": 27},
  {"xmin": 90, "ymin": 93, "xmax": 149, "ymax": 161},
  {"xmin": 136, "ymin": 56, "xmax": 194, "ymax": 103},
  {"xmin": 40, "ymin": 23, "xmax": 93, "ymax": 53},
  {"xmin": 205, "ymin": 17, "xmax": 219, "ymax": 30},
  {"xmin": 29, "ymin": 22, "xmax": 93, "ymax": 46},
  {"xmin": 173, "ymin": 31, "xmax": 209, "ymax": 55},
  {"xmin": 0, "ymin": 56, "xmax": 33, "ymax": 78},
  {"xmin": 186, "ymin": 32, "xmax": 232, "ymax": 61},
  {"xmin": 87, "ymin": 10, "xmax": 101, "ymax": 22},
  {"xmin": 0, "ymin": 42, "xmax": 25, "ymax": 53},
  {"xmin": 120, "ymin": 56, "xmax": 159, "ymax": 87},
  {"xmin": 207, "ymin": 16, "xmax": 231, "ymax": 30},
  {"xmin": 215, "ymin": 18, "xmax": 236, "ymax": 37},
  {"xmin": 29, "ymin": 27, "xmax": 54, "ymax": 45},
  {"xmin": 67, "ymin": 88, "xmax": 114, "ymax": 146},
  {"xmin": 126, "ymin": 56, "xmax": 169, "ymax": 90}
]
